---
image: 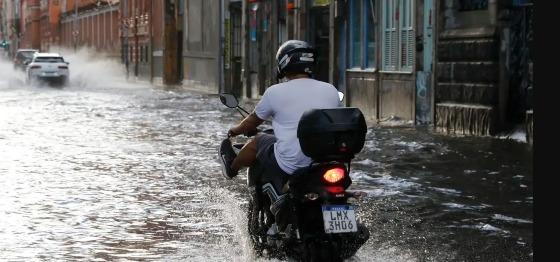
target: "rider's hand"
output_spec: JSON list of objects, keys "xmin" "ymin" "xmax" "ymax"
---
[
  {"xmin": 245, "ymin": 128, "xmax": 259, "ymax": 137},
  {"xmin": 228, "ymin": 128, "xmax": 239, "ymax": 138}
]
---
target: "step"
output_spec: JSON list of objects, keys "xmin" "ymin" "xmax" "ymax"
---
[
  {"xmin": 439, "ymin": 27, "xmax": 497, "ymax": 40},
  {"xmin": 438, "ymin": 39, "xmax": 498, "ymax": 62},
  {"xmin": 436, "ymin": 82, "xmax": 498, "ymax": 106},
  {"xmin": 435, "ymin": 103, "xmax": 496, "ymax": 136},
  {"xmin": 437, "ymin": 61, "xmax": 499, "ymax": 84}
]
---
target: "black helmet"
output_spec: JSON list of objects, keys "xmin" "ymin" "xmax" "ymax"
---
[{"xmin": 276, "ymin": 40, "xmax": 316, "ymax": 80}]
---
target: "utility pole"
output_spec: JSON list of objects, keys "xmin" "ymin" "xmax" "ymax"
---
[{"xmin": 163, "ymin": 0, "xmax": 178, "ymax": 85}]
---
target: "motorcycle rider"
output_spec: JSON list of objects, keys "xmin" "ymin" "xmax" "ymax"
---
[{"xmin": 219, "ymin": 40, "xmax": 341, "ymax": 182}]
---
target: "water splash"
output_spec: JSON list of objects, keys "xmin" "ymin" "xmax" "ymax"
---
[{"xmin": 47, "ymin": 46, "xmax": 126, "ymax": 88}]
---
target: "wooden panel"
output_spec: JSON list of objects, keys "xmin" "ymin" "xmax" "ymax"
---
[
  {"xmin": 379, "ymin": 78, "xmax": 414, "ymax": 120},
  {"xmin": 347, "ymin": 71, "xmax": 378, "ymax": 121}
]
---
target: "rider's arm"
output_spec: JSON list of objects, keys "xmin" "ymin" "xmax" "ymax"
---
[
  {"xmin": 230, "ymin": 88, "xmax": 272, "ymax": 137},
  {"xmin": 229, "ymin": 112, "xmax": 264, "ymax": 137}
]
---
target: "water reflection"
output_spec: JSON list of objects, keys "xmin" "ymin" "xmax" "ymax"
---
[{"xmin": 0, "ymin": 57, "xmax": 532, "ymax": 261}]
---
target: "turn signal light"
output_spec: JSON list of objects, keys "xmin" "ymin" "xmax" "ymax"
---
[{"xmin": 30, "ymin": 65, "xmax": 41, "ymax": 69}]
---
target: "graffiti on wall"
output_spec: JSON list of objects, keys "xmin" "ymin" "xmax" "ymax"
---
[{"xmin": 416, "ymin": 71, "xmax": 431, "ymax": 125}]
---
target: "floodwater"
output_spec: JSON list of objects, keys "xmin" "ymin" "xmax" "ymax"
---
[{"xmin": 0, "ymin": 49, "xmax": 532, "ymax": 261}]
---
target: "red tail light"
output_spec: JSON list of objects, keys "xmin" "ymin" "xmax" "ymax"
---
[
  {"xmin": 30, "ymin": 65, "xmax": 41, "ymax": 69},
  {"xmin": 58, "ymin": 65, "xmax": 68, "ymax": 69},
  {"xmin": 326, "ymin": 186, "xmax": 345, "ymax": 194},
  {"xmin": 323, "ymin": 168, "xmax": 345, "ymax": 184}
]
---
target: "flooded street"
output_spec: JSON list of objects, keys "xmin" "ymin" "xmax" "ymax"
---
[{"xmin": 0, "ymin": 55, "xmax": 532, "ymax": 261}]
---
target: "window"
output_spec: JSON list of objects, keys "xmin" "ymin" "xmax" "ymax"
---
[
  {"xmin": 348, "ymin": 0, "xmax": 376, "ymax": 69},
  {"xmin": 365, "ymin": 1, "xmax": 376, "ymax": 68},
  {"xmin": 348, "ymin": 0, "xmax": 361, "ymax": 68},
  {"xmin": 187, "ymin": 0, "xmax": 203, "ymax": 51},
  {"xmin": 382, "ymin": 0, "xmax": 414, "ymax": 72},
  {"xmin": 34, "ymin": 57, "xmax": 64, "ymax": 63},
  {"xmin": 458, "ymin": 0, "xmax": 488, "ymax": 11}
]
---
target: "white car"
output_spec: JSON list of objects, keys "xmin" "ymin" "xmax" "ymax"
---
[{"xmin": 26, "ymin": 53, "xmax": 69, "ymax": 86}]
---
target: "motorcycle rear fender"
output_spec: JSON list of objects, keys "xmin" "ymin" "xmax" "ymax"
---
[{"xmin": 288, "ymin": 162, "xmax": 352, "ymax": 201}]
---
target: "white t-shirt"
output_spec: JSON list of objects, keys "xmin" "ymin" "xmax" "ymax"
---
[{"xmin": 254, "ymin": 78, "xmax": 341, "ymax": 174}]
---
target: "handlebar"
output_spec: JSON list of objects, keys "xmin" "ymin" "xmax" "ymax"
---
[{"xmin": 227, "ymin": 128, "xmax": 274, "ymax": 138}]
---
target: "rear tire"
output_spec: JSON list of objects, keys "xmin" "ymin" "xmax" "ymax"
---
[
  {"xmin": 302, "ymin": 240, "xmax": 342, "ymax": 262},
  {"xmin": 247, "ymin": 194, "xmax": 266, "ymax": 255}
]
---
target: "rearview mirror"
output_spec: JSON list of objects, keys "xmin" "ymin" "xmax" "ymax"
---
[
  {"xmin": 219, "ymin": 93, "xmax": 239, "ymax": 108},
  {"xmin": 338, "ymin": 91, "xmax": 344, "ymax": 102}
]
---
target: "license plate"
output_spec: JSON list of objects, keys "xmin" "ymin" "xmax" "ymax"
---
[
  {"xmin": 322, "ymin": 205, "xmax": 358, "ymax": 234},
  {"xmin": 42, "ymin": 72, "xmax": 57, "ymax": 76}
]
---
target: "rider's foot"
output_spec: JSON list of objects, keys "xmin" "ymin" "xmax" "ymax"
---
[
  {"xmin": 267, "ymin": 223, "xmax": 279, "ymax": 236},
  {"xmin": 219, "ymin": 139, "xmax": 238, "ymax": 179}
]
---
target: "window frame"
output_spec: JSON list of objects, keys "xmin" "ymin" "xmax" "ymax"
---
[{"xmin": 347, "ymin": 0, "xmax": 377, "ymax": 71}]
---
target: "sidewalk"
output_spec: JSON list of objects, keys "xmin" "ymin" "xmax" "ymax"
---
[
  {"xmin": 133, "ymin": 76, "xmax": 414, "ymax": 128},
  {"xmin": 127, "ymin": 76, "xmax": 218, "ymax": 96}
]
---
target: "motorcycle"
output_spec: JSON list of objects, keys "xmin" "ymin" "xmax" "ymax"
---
[{"xmin": 218, "ymin": 93, "xmax": 370, "ymax": 261}]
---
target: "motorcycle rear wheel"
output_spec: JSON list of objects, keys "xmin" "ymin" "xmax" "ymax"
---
[{"xmin": 247, "ymin": 196, "xmax": 266, "ymax": 255}]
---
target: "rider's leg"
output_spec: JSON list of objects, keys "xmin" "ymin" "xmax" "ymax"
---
[{"xmin": 231, "ymin": 137, "xmax": 258, "ymax": 172}]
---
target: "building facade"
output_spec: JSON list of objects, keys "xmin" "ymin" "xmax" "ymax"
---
[
  {"xmin": 59, "ymin": 0, "xmax": 120, "ymax": 57},
  {"xmin": 1, "ymin": 0, "xmax": 533, "ymax": 138}
]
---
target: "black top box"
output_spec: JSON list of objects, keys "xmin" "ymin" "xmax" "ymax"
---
[{"xmin": 297, "ymin": 108, "xmax": 367, "ymax": 162}]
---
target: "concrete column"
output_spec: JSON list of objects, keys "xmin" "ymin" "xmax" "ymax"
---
[
  {"xmin": 287, "ymin": 0, "xmax": 295, "ymax": 39},
  {"xmin": 295, "ymin": 0, "xmax": 307, "ymax": 40},
  {"xmin": 163, "ymin": 0, "xmax": 178, "ymax": 85},
  {"xmin": 29, "ymin": 0, "xmax": 40, "ymax": 50},
  {"xmin": 329, "ymin": 0, "xmax": 337, "ymax": 85},
  {"xmin": 241, "ymin": 0, "xmax": 251, "ymax": 98},
  {"xmin": 149, "ymin": 0, "xmax": 154, "ymax": 83},
  {"xmin": 496, "ymin": 0, "xmax": 508, "ymax": 130},
  {"xmin": 270, "ymin": 0, "xmax": 278, "ymax": 85},
  {"xmin": 219, "ymin": 0, "xmax": 225, "ymax": 92}
]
